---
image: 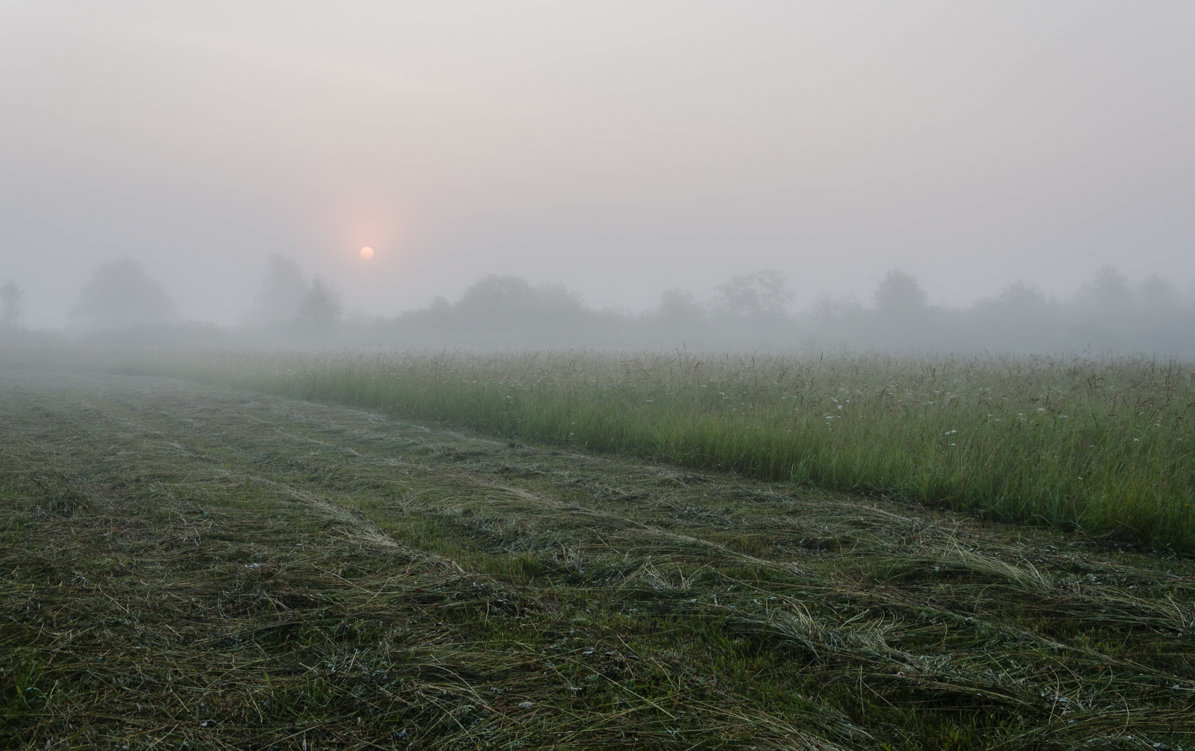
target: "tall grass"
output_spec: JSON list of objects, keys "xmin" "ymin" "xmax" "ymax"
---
[{"xmin": 130, "ymin": 351, "xmax": 1195, "ymax": 551}]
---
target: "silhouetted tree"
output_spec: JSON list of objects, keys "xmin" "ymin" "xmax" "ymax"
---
[
  {"xmin": 873, "ymin": 270, "xmax": 928, "ymax": 317},
  {"xmin": 968, "ymin": 281, "xmax": 1058, "ymax": 353},
  {"xmin": 860, "ymin": 270, "xmax": 939, "ymax": 350},
  {"xmin": 1071, "ymin": 266, "xmax": 1135, "ymax": 351},
  {"xmin": 810, "ymin": 293, "xmax": 864, "ymax": 323},
  {"xmin": 656, "ymin": 288, "xmax": 706, "ymax": 323},
  {"xmin": 1077, "ymin": 266, "xmax": 1132, "ymax": 313},
  {"xmin": 1138, "ymin": 273, "xmax": 1179, "ymax": 313},
  {"xmin": 0, "ymin": 281, "xmax": 22, "ymax": 329},
  {"xmin": 296, "ymin": 278, "xmax": 342, "ymax": 331},
  {"xmin": 714, "ymin": 270, "xmax": 792, "ymax": 319},
  {"xmin": 431, "ymin": 275, "xmax": 599, "ymax": 347},
  {"xmin": 1131, "ymin": 273, "xmax": 1189, "ymax": 355},
  {"xmin": 457, "ymin": 275, "xmax": 584, "ymax": 318},
  {"xmin": 798, "ymin": 293, "xmax": 865, "ymax": 350},
  {"xmin": 71, "ymin": 258, "xmax": 177, "ymax": 330},
  {"xmin": 248, "ymin": 254, "xmax": 309, "ymax": 327},
  {"xmin": 994, "ymin": 280, "xmax": 1049, "ymax": 309},
  {"xmin": 457, "ymin": 275, "xmax": 537, "ymax": 312}
]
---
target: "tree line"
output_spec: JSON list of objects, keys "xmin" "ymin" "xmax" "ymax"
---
[{"xmin": 2, "ymin": 257, "xmax": 1192, "ymax": 356}]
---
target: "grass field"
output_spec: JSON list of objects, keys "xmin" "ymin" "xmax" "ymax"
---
[
  {"xmin": 2, "ymin": 356, "xmax": 1194, "ymax": 749},
  {"xmin": 126, "ymin": 351, "xmax": 1195, "ymax": 552}
]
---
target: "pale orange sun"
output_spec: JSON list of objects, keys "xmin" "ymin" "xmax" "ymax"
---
[{"xmin": 359, "ymin": 246, "xmax": 375, "ymax": 260}]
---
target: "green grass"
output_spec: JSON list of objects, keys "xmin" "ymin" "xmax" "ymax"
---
[
  {"xmin": 1, "ymin": 367, "xmax": 1193, "ymax": 749},
  {"xmin": 120, "ymin": 350, "xmax": 1195, "ymax": 552}
]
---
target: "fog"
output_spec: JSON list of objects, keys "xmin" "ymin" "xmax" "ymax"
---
[{"xmin": 3, "ymin": 2, "xmax": 1194, "ymax": 352}]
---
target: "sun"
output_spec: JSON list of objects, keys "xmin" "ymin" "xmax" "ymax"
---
[{"xmin": 359, "ymin": 246, "xmax": 375, "ymax": 260}]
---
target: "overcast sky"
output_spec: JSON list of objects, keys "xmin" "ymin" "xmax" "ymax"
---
[{"xmin": 3, "ymin": 1, "xmax": 1194, "ymax": 327}]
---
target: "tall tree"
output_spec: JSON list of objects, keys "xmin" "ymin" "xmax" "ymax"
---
[
  {"xmin": 0, "ymin": 281, "xmax": 22, "ymax": 329},
  {"xmin": 873, "ymin": 270, "xmax": 928, "ymax": 317},
  {"xmin": 296, "ymin": 278, "xmax": 342, "ymax": 331},
  {"xmin": 71, "ymin": 258, "xmax": 176, "ymax": 330},
  {"xmin": 714, "ymin": 270, "xmax": 792, "ymax": 319},
  {"xmin": 656, "ymin": 288, "xmax": 706, "ymax": 323},
  {"xmin": 1077, "ymin": 266, "xmax": 1131, "ymax": 312},
  {"xmin": 456, "ymin": 275, "xmax": 584, "ymax": 317},
  {"xmin": 248, "ymin": 254, "xmax": 309, "ymax": 327}
]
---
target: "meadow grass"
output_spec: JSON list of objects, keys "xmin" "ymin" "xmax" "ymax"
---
[
  {"xmin": 4, "ymin": 368, "xmax": 1194, "ymax": 749},
  {"xmin": 123, "ymin": 350, "xmax": 1195, "ymax": 552}
]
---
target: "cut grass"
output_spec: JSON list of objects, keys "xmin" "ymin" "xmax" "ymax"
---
[{"xmin": 1, "ymin": 368, "xmax": 1193, "ymax": 749}]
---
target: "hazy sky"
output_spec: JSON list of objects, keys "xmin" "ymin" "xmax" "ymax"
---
[{"xmin": 3, "ymin": 1, "xmax": 1194, "ymax": 327}]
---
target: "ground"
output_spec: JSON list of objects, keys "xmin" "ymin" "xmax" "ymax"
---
[{"xmin": 2, "ymin": 369, "xmax": 1193, "ymax": 749}]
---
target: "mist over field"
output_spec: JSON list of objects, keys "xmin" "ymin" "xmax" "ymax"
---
[{"xmin": 2, "ymin": 2, "xmax": 1194, "ymax": 354}]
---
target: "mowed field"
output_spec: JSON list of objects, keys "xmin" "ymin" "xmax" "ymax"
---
[{"xmin": 2, "ymin": 363, "xmax": 1194, "ymax": 749}]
